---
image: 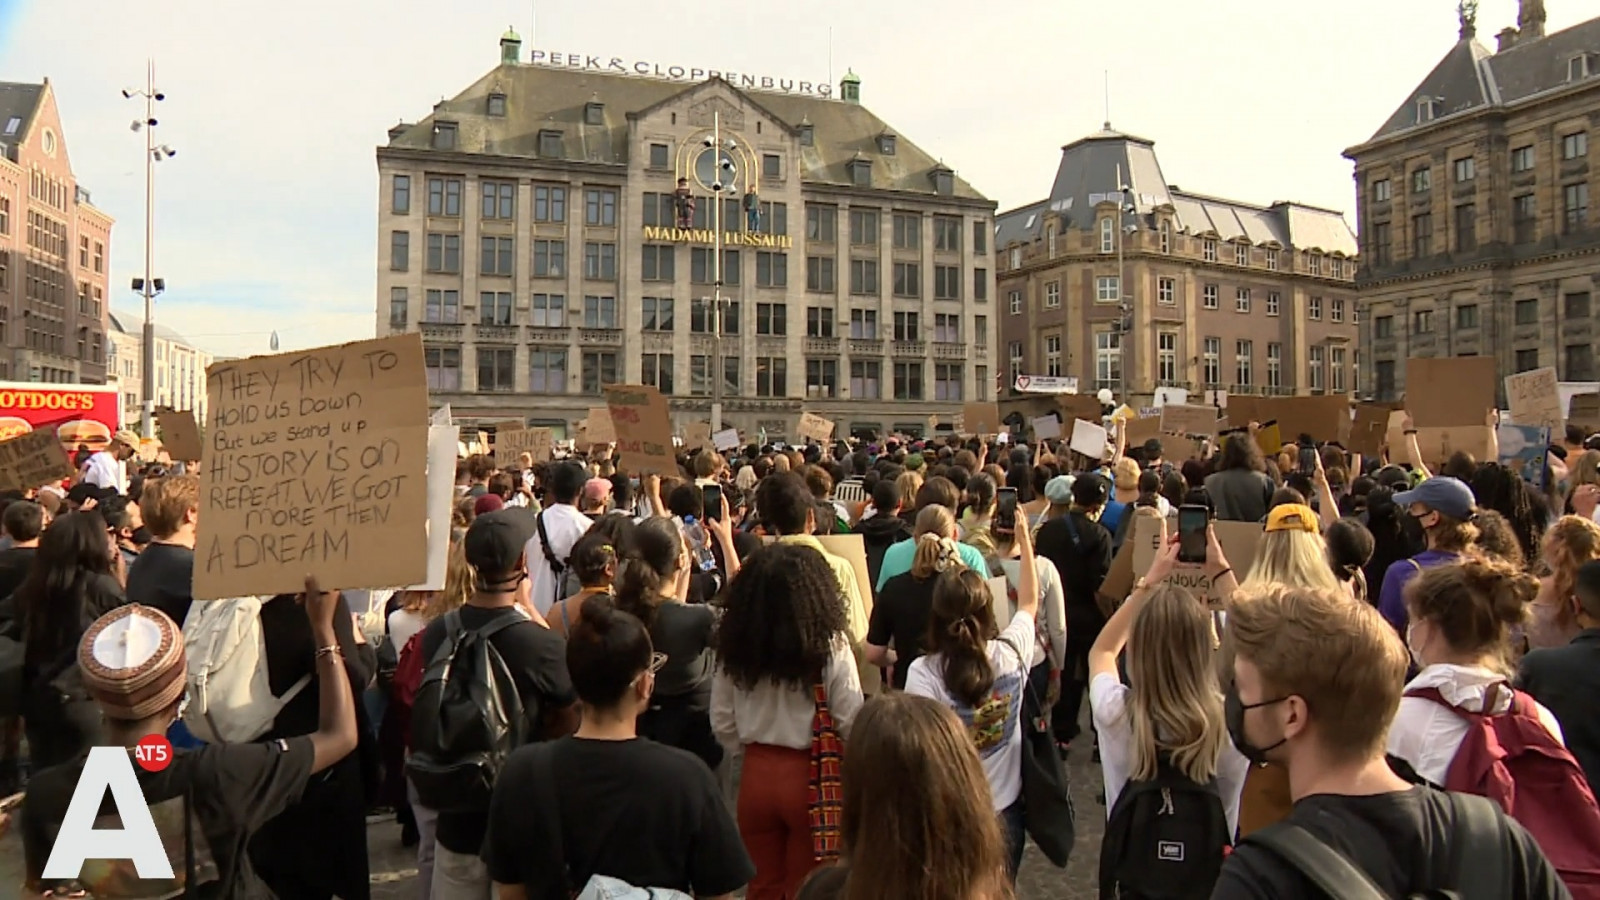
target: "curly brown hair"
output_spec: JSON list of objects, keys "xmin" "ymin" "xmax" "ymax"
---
[{"xmin": 714, "ymin": 543, "xmax": 848, "ymax": 691}]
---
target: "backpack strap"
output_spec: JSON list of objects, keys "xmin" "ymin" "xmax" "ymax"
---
[
  {"xmin": 535, "ymin": 511, "xmax": 564, "ymax": 574},
  {"xmin": 1403, "ymin": 683, "xmax": 1508, "ymax": 721},
  {"xmin": 1242, "ymin": 824, "xmax": 1388, "ymax": 900},
  {"xmin": 535, "ymin": 743, "xmax": 573, "ymax": 896},
  {"xmin": 1439, "ymin": 791, "xmax": 1512, "ymax": 899}
]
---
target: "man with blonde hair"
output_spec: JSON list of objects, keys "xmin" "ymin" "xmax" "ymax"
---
[
  {"xmin": 1215, "ymin": 584, "xmax": 1563, "ymax": 898},
  {"xmin": 127, "ymin": 474, "xmax": 200, "ymax": 626}
]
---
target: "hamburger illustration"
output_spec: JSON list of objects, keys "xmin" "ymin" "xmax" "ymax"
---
[
  {"xmin": 0, "ymin": 417, "xmax": 33, "ymax": 442},
  {"xmin": 57, "ymin": 418, "xmax": 112, "ymax": 454}
]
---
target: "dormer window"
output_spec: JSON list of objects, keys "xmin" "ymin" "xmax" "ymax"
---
[
  {"xmin": 1571, "ymin": 55, "xmax": 1593, "ymax": 82},
  {"xmin": 432, "ymin": 121, "xmax": 458, "ymax": 151},
  {"xmin": 847, "ymin": 158, "xmax": 871, "ymax": 187},
  {"xmin": 584, "ymin": 102, "xmax": 605, "ymax": 126},
  {"xmin": 930, "ymin": 167, "xmax": 953, "ymax": 196},
  {"xmin": 799, "ymin": 123, "xmax": 814, "ymax": 147},
  {"xmin": 877, "ymin": 133, "xmax": 896, "ymax": 156},
  {"xmin": 538, "ymin": 129, "xmax": 564, "ymax": 159},
  {"xmin": 487, "ymin": 93, "xmax": 506, "ymax": 117},
  {"xmin": 1416, "ymin": 96, "xmax": 1438, "ymax": 123}
]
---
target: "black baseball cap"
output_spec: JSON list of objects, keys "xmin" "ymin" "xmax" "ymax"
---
[
  {"xmin": 463, "ymin": 510, "xmax": 535, "ymax": 579},
  {"xmin": 1072, "ymin": 472, "xmax": 1111, "ymax": 508}
]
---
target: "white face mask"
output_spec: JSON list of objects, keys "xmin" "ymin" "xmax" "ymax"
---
[{"xmin": 1405, "ymin": 620, "xmax": 1426, "ymax": 667}]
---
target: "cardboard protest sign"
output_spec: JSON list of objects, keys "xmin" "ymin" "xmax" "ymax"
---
[
  {"xmin": 797, "ymin": 411, "xmax": 836, "ymax": 444},
  {"xmin": 497, "ymin": 427, "xmax": 553, "ymax": 463},
  {"xmin": 684, "ymin": 421, "xmax": 712, "ymax": 448},
  {"xmin": 196, "ymin": 333, "xmax": 429, "ymax": 600},
  {"xmin": 1259, "ymin": 395, "xmax": 1351, "ymax": 445},
  {"xmin": 1407, "ymin": 356, "xmax": 1497, "ymax": 427},
  {"xmin": 1389, "ymin": 410, "xmax": 1493, "ymax": 467},
  {"xmin": 0, "ymin": 428, "xmax": 76, "ymax": 491},
  {"xmin": 1254, "ymin": 421, "xmax": 1284, "ymax": 456},
  {"xmin": 603, "ymin": 385, "xmax": 678, "ymax": 475},
  {"xmin": 1350, "ymin": 403, "xmax": 1395, "ymax": 457},
  {"xmin": 813, "ymin": 533, "xmax": 875, "ymax": 620},
  {"xmin": 1505, "ymin": 367, "xmax": 1563, "ymax": 433},
  {"xmin": 1571, "ymin": 393, "xmax": 1600, "ymax": 432},
  {"xmin": 713, "ymin": 427, "xmax": 742, "ymax": 452},
  {"xmin": 1498, "ymin": 424, "xmax": 1551, "ymax": 492},
  {"xmin": 585, "ymin": 407, "xmax": 617, "ymax": 445},
  {"xmin": 408, "ymin": 406, "xmax": 457, "ymax": 591},
  {"xmin": 960, "ymin": 402, "xmax": 1000, "ymax": 436},
  {"xmin": 156, "ymin": 408, "xmax": 204, "ymax": 462},
  {"xmin": 1031, "ymin": 415, "xmax": 1062, "ymax": 440},
  {"xmin": 1069, "ymin": 419, "xmax": 1108, "ymax": 459},
  {"xmin": 1129, "ymin": 515, "xmax": 1264, "ymax": 606},
  {"xmin": 1160, "ymin": 404, "xmax": 1220, "ymax": 438},
  {"xmin": 1225, "ymin": 396, "xmax": 1261, "ymax": 431},
  {"xmin": 1058, "ymin": 393, "xmax": 1103, "ymax": 424},
  {"xmin": 1122, "ymin": 415, "xmax": 1162, "ymax": 448}
]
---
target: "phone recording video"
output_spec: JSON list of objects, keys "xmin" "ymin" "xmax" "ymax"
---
[
  {"xmin": 1177, "ymin": 504, "xmax": 1209, "ymax": 564},
  {"xmin": 1298, "ymin": 446, "xmax": 1318, "ymax": 473},
  {"xmin": 701, "ymin": 483, "xmax": 723, "ymax": 522},
  {"xmin": 995, "ymin": 487, "xmax": 1019, "ymax": 535}
]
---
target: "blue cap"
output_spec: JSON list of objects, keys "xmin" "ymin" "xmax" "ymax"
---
[{"xmin": 1393, "ymin": 477, "xmax": 1476, "ymax": 521}]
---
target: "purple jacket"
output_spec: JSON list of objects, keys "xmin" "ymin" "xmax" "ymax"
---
[{"xmin": 1377, "ymin": 550, "xmax": 1461, "ymax": 632}]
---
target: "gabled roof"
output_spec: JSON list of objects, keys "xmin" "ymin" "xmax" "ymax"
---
[
  {"xmin": 384, "ymin": 64, "xmax": 986, "ymax": 201},
  {"xmin": 1368, "ymin": 38, "xmax": 1497, "ymax": 142},
  {"xmin": 1491, "ymin": 15, "xmax": 1600, "ymax": 104},
  {"xmin": 0, "ymin": 82, "xmax": 45, "ymax": 155}
]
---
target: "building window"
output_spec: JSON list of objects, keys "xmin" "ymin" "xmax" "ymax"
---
[
  {"xmin": 851, "ymin": 360, "xmax": 882, "ymax": 399},
  {"xmin": 584, "ymin": 242, "xmax": 617, "ymax": 280},
  {"xmin": 1370, "ymin": 221, "xmax": 1392, "ymax": 266},
  {"xmin": 933, "ymin": 363, "xmax": 963, "ymax": 401},
  {"xmin": 581, "ymin": 352, "xmax": 618, "ymax": 394},
  {"xmin": 93, "ymin": 241, "xmax": 103, "ymax": 274},
  {"xmin": 1567, "ymin": 344, "xmax": 1595, "ymax": 381},
  {"xmin": 756, "ymin": 251, "xmax": 788, "ymax": 287},
  {"xmin": 1095, "ymin": 331, "xmax": 1123, "ymax": 387},
  {"xmin": 1331, "ymin": 257, "xmax": 1345, "ymax": 279},
  {"xmin": 642, "ymin": 297, "xmax": 674, "ymax": 332},
  {"xmin": 1453, "ymin": 203, "xmax": 1477, "ymax": 252},
  {"xmin": 1043, "ymin": 335, "xmax": 1062, "ymax": 378},
  {"xmin": 0, "ymin": 197, "xmax": 9, "ymax": 235},
  {"xmin": 1097, "ymin": 276, "xmax": 1120, "ymax": 303},
  {"xmin": 583, "ymin": 295, "xmax": 618, "ymax": 329},
  {"xmin": 933, "ymin": 216, "xmax": 963, "ymax": 252},
  {"xmin": 531, "ymin": 293, "xmax": 565, "ymax": 327},
  {"xmin": 1234, "ymin": 243, "xmax": 1249, "ymax": 267},
  {"xmin": 689, "ymin": 356, "xmax": 712, "ymax": 396},
  {"xmin": 1516, "ymin": 348, "xmax": 1540, "ymax": 373},
  {"xmin": 1009, "ymin": 291, "xmax": 1022, "ymax": 316},
  {"xmin": 1565, "ymin": 183, "xmax": 1589, "ymax": 232},
  {"xmin": 634, "ymin": 352, "xmax": 671, "ymax": 394},
  {"xmin": 755, "ymin": 357, "xmax": 787, "ymax": 397},
  {"xmin": 1454, "ymin": 157, "xmax": 1475, "ymax": 183},
  {"xmin": 479, "ymin": 291, "xmax": 512, "ymax": 326},
  {"xmin": 1412, "ymin": 167, "xmax": 1432, "ymax": 193},
  {"xmin": 756, "ymin": 302, "xmax": 788, "ymax": 336},
  {"xmin": 480, "ymin": 236, "xmax": 515, "ymax": 276},
  {"xmin": 850, "ymin": 259, "xmax": 880, "ymax": 295},
  {"xmin": 427, "ymin": 177, "xmax": 462, "ymax": 216},
  {"xmin": 1566, "ymin": 292, "xmax": 1592, "ymax": 319},
  {"xmin": 1202, "ymin": 283, "xmax": 1218, "ymax": 309},
  {"xmin": 974, "ymin": 268, "xmax": 988, "ymax": 302},
  {"xmin": 648, "ymin": 143, "xmax": 670, "ymax": 169},
  {"xmin": 1413, "ymin": 309, "xmax": 1433, "ymax": 334},
  {"xmin": 848, "ymin": 159, "xmax": 871, "ymax": 187},
  {"xmin": 893, "ymin": 311, "xmax": 920, "ymax": 342},
  {"xmin": 534, "ymin": 185, "xmax": 567, "ymax": 222},
  {"xmin": 477, "ymin": 347, "xmax": 515, "ymax": 393},
  {"xmin": 426, "ymin": 233, "xmax": 461, "ymax": 273},
  {"xmin": 850, "ymin": 208, "xmax": 880, "ymax": 246},
  {"xmin": 1202, "ymin": 238, "xmax": 1217, "ymax": 262},
  {"xmin": 1412, "ymin": 212, "xmax": 1433, "ymax": 258},
  {"xmin": 1331, "ymin": 347, "xmax": 1347, "ymax": 393},
  {"xmin": 807, "ymin": 204, "xmax": 838, "ymax": 242},
  {"xmin": 481, "ymin": 180, "xmax": 515, "ymax": 220},
  {"xmin": 1514, "ymin": 194, "xmax": 1537, "ymax": 243},
  {"xmin": 1201, "ymin": 337, "xmax": 1220, "ymax": 387},
  {"xmin": 756, "ymin": 202, "xmax": 788, "ymax": 236},
  {"xmin": 1009, "ymin": 247, "xmax": 1022, "ymax": 269},
  {"xmin": 974, "ymin": 221, "xmax": 988, "ymax": 256},
  {"xmin": 1159, "ymin": 221, "xmax": 1171, "ymax": 254},
  {"xmin": 934, "ymin": 313, "xmax": 961, "ymax": 343},
  {"xmin": 807, "ymin": 306, "xmax": 835, "ymax": 337},
  {"xmin": 585, "ymin": 189, "xmax": 617, "ymax": 226},
  {"xmin": 532, "ymin": 239, "xmax": 566, "ymax": 278},
  {"xmin": 1100, "ymin": 218, "xmax": 1115, "ymax": 254},
  {"xmin": 392, "ymin": 175, "xmax": 411, "ymax": 214},
  {"xmin": 1374, "ymin": 315, "xmax": 1393, "ymax": 339},
  {"xmin": 640, "ymin": 192, "xmax": 674, "ymax": 227},
  {"xmin": 1456, "ymin": 304, "xmax": 1479, "ymax": 329},
  {"xmin": 892, "ymin": 362, "xmax": 923, "ymax": 400},
  {"xmin": 1267, "ymin": 343, "xmax": 1282, "ymax": 389},
  {"xmin": 1563, "ymin": 132, "xmax": 1589, "ymax": 161},
  {"xmin": 1308, "ymin": 253, "xmax": 1323, "ymax": 276},
  {"xmin": 538, "ymin": 130, "xmax": 564, "ymax": 158},
  {"xmin": 974, "ymin": 315, "xmax": 987, "ymax": 346},
  {"xmin": 641, "ymin": 244, "xmax": 675, "ymax": 282},
  {"xmin": 934, "ymin": 265, "xmax": 961, "ymax": 301},
  {"xmin": 1416, "ymin": 97, "xmax": 1436, "ymax": 122},
  {"xmin": 1309, "ymin": 346, "xmax": 1325, "ymax": 392},
  {"xmin": 1008, "ymin": 341, "xmax": 1024, "ymax": 387},
  {"xmin": 1375, "ymin": 359, "xmax": 1395, "ymax": 400},
  {"xmin": 1235, "ymin": 288, "xmax": 1251, "ymax": 313},
  {"xmin": 849, "ymin": 309, "xmax": 878, "ymax": 339},
  {"xmin": 1511, "ymin": 146, "xmax": 1535, "ymax": 173},
  {"xmin": 1045, "ymin": 281, "xmax": 1062, "ymax": 309},
  {"xmin": 1265, "ymin": 247, "xmax": 1281, "ymax": 271},
  {"xmin": 390, "ymin": 231, "xmax": 409, "ymax": 271},
  {"xmin": 762, "ymin": 153, "xmax": 782, "ymax": 179},
  {"xmin": 1150, "ymin": 331, "xmax": 1175, "ymax": 383},
  {"xmin": 432, "ymin": 122, "xmax": 457, "ymax": 151},
  {"xmin": 1235, "ymin": 340, "xmax": 1253, "ymax": 387},
  {"xmin": 425, "ymin": 347, "xmax": 461, "ymax": 391},
  {"xmin": 807, "ymin": 359, "xmax": 838, "ymax": 397},
  {"xmin": 1265, "ymin": 291, "xmax": 1280, "ymax": 317},
  {"xmin": 1515, "ymin": 298, "xmax": 1539, "ymax": 326},
  {"xmin": 1045, "ymin": 224, "xmax": 1057, "ymax": 258},
  {"xmin": 1309, "ymin": 296, "xmax": 1322, "ymax": 321},
  {"xmin": 893, "ymin": 262, "xmax": 921, "ymax": 298},
  {"xmin": 389, "ymin": 287, "xmax": 408, "ymax": 329},
  {"xmin": 422, "ymin": 288, "xmax": 461, "ymax": 325},
  {"xmin": 806, "ymin": 256, "xmax": 836, "ymax": 292},
  {"xmin": 892, "ymin": 213, "xmax": 921, "ymax": 250},
  {"xmin": 1372, "ymin": 179, "xmax": 1391, "ymax": 202},
  {"xmin": 1155, "ymin": 277, "xmax": 1174, "ymax": 305},
  {"xmin": 1331, "ymin": 297, "xmax": 1345, "ymax": 324}
]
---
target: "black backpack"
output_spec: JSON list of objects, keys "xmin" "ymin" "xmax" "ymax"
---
[
  {"xmin": 405, "ymin": 610, "xmax": 528, "ymax": 814},
  {"xmin": 1098, "ymin": 755, "xmax": 1232, "ymax": 900}
]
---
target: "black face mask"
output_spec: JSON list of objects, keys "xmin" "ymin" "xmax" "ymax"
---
[
  {"xmin": 130, "ymin": 526, "xmax": 153, "ymax": 545},
  {"xmin": 1224, "ymin": 682, "xmax": 1290, "ymax": 766}
]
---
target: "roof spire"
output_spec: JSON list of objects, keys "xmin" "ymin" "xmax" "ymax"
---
[
  {"xmin": 1518, "ymin": 0, "xmax": 1546, "ymax": 40},
  {"xmin": 1103, "ymin": 70, "xmax": 1111, "ymax": 130},
  {"xmin": 1457, "ymin": 0, "xmax": 1477, "ymax": 40}
]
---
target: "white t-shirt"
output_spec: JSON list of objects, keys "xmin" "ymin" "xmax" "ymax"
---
[
  {"xmin": 1389, "ymin": 663, "xmax": 1565, "ymax": 786},
  {"xmin": 522, "ymin": 503, "xmax": 594, "ymax": 616},
  {"xmin": 710, "ymin": 634, "xmax": 864, "ymax": 751},
  {"xmin": 1089, "ymin": 672, "xmax": 1251, "ymax": 834},
  {"xmin": 905, "ymin": 610, "xmax": 1035, "ymax": 810},
  {"xmin": 388, "ymin": 608, "xmax": 429, "ymax": 651},
  {"xmin": 81, "ymin": 450, "xmax": 124, "ymax": 492}
]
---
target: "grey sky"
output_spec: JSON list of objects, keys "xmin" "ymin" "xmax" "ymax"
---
[{"xmin": 2, "ymin": 0, "xmax": 1582, "ymax": 357}]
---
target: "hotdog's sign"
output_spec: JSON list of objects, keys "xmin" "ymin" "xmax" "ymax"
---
[{"xmin": 0, "ymin": 382, "xmax": 121, "ymax": 451}]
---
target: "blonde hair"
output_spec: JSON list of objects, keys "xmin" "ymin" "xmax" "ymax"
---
[
  {"xmin": 423, "ymin": 539, "xmax": 474, "ymax": 621},
  {"xmin": 896, "ymin": 470, "xmax": 924, "ymax": 506},
  {"xmin": 773, "ymin": 454, "xmax": 792, "ymax": 473},
  {"xmin": 1124, "ymin": 586, "xmax": 1229, "ymax": 783},
  {"xmin": 911, "ymin": 505, "xmax": 961, "ymax": 579},
  {"xmin": 1241, "ymin": 529, "xmax": 1342, "ymax": 593},
  {"xmin": 1567, "ymin": 451, "xmax": 1600, "ymax": 508},
  {"xmin": 1543, "ymin": 515, "xmax": 1600, "ymax": 632}
]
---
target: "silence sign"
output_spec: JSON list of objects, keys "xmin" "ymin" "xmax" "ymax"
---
[{"xmin": 195, "ymin": 333, "xmax": 429, "ymax": 600}]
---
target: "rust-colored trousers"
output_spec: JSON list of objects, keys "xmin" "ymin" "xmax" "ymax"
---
[{"xmin": 738, "ymin": 743, "xmax": 818, "ymax": 900}]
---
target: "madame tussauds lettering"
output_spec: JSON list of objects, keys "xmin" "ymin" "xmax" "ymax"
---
[{"xmin": 528, "ymin": 51, "xmax": 833, "ymax": 97}]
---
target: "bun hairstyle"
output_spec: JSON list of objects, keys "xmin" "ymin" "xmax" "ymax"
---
[
  {"xmin": 1325, "ymin": 518, "xmax": 1375, "ymax": 603},
  {"xmin": 910, "ymin": 505, "xmax": 960, "ymax": 579},
  {"xmin": 925, "ymin": 568, "xmax": 999, "ymax": 708},
  {"xmin": 569, "ymin": 530, "xmax": 621, "ymax": 590},
  {"xmin": 612, "ymin": 517, "xmax": 684, "ymax": 628},
  {"xmin": 567, "ymin": 593, "xmax": 654, "ymax": 709},
  {"xmin": 1404, "ymin": 555, "xmax": 1537, "ymax": 669}
]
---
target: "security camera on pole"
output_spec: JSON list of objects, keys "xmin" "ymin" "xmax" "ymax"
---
[
  {"xmin": 703, "ymin": 115, "xmax": 740, "ymax": 434},
  {"xmin": 123, "ymin": 60, "xmax": 176, "ymax": 440}
]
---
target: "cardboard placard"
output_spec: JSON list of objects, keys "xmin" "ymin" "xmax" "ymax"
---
[
  {"xmin": 1160, "ymin": 404, "xmax": 1221, "ymax": 438},
  {"xmin": 1498, "ymin": 424, "xmax": 1551, "ymax": 492},
  {"xmin": 0, "ymin": 428, "xmax": 76, "ymax": 491},
  {"xmin": 497, "ymin": 427, "xmax": 553, "ymax": 463},
  {"xmin": 1350, "ymin": 403, "xmax": 1395, "ymax": 457},
  {"xmin": 1127, "ymin": 515, "xmax": 1265, "ymax": 605},
  {"xmin": 1122, "ymin": 415, "xmax": 1162, "ymax": 448},
  {"xmin": 1505, "ymin": 367, "xmax": 1564, "ymax": 433},
  {"xmin": 1226, "ymin": 396, "xmax": 1262, "ymax": 431},
  {"xmin": 1407, "ymin": 356, "xmax": 1497, "ymax": 427},
  {"xmin": 156, "ymin": 408, "xmax": 204, "ymax": 462},
  {"xmin": 1388, "ymin": 410, "xmax": 1494, "ymax": 466},
  {"xmin": 1069, "ymin": 418, "xmax": 1108, "ymax": 459},
  {"xmin": 408, "ymin": 406, "xmax": 458, "ymax": 591},
  {"xmin": 603, "ymin": 385, "xmax": 678, "ymax": 475},
  {"xmin": 1258, "ymin": 395, "xmax": 1351, "ymax": 445},
  {"xmin": 196, "ymin": 333, "xmax": 429, "ymax": 600},
  {"xmin": 961, "ymin": 402, "xmax": 1001, "ymax": 436},
  {"xmin": 1031, "ymin": 415, "xmax": 1062, "ymax": 440},
  {"xmin": 797, "ymin": 411, "xmax": 836, "ymax": 444},
  {"xmin": 812, "ymin": 532, "xmax": 875, "ymax": 625},
  {"xmin": 1254, "ymin": 421, "xmax": 1284, "ymax": 456},
  {"xmin": 713, "ymin": 427, "xmax": 742, "ymax": 452},
  {"xmin": 1057, "ymin": 394, "xmax": 1104, "ymax": 423},
  {"xmin": 1571, "ymin": 393, "xmax": 1600, "ymax": 432},
  {"xmin": 684, "ymin": 421, "xmax": 712, "ymax": 448},
  {"xmin": 582, "ymin": 407, "xmax": 617, "ymax": 446}
]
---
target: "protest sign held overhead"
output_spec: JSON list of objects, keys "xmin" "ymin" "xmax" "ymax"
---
[
  {"xmin": 603, "ymin": 384, "xmax": 678, "ymax": 475},
  {"xmin": 1407, "ymin": 356, "xmax": 1497, "ymax": 427},
  {"xmin": 960, "ymin": 402, "xmax": 1000, "ymax": 436},
  {"xmin": 1160, "ymin": 403, "xmax": 1220, "ymax": 438},
  {"xmin": 684, "ymin": 421, "xmax": 712, "ymax": 448},
  {"xmin": 0, "ymin": 428, "xmax": 76, "ymax": 491},
  {"xmin": 196, "ymin": 333, "xmax": 429, "ymax": 600},
  {"xmin": 1069, "ymin": 419, "xmax": 1107, "ymax": 459},
  {"xmin": 155, "ymin": 408, "xmax": 204, "ymax": 462},
  {"xmin": 1031, "ymin": 415, "xmax": 1062, "ymax": 440},
  {"xmin": 496, "ymin": 426, "xmax": 553, "ymax": 463},
  {"xmin": 1505, "ymin": 367, "xmax": 1564, "ymax": 433},
  {"xmin": 797, "ymin": 411, "xmax": 835, "ymax": 444},
  {"xmin": 584, "ymin": 407, "xmax": 617, "ymax": 445}
]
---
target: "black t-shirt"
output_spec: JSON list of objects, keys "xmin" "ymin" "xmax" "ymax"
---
[
  {"xmin": 0, "ymin": 545, "xmax": 37, "ymax": 605},
  {"xmin": 1035, "ymin": 511, "xmax": 1113, "ymax": 640},
  {"xmin": 126, "ymin": 542, "xmax": 196, "ymax": 626},
  {"xmin": 421, "ymin": 604, "xmax": 576, "ymax": 855},
  {"xmin": 651, "ymin": 602, "xmax": 715, "ymax": 706},
  {"xmin": 867, "ymin": 571, "xmax": 938, "ymax": 690},
  {"xmin": 21, "ymin": 737, "xmax": 315, "ymax": 899},
  {"xmin": 1213, "ymin": 787, "xmax": 1567, "ymax": 899},
  {"xmin": 484, "ymin": 737, "xmax": 753, "ymax": 899}
]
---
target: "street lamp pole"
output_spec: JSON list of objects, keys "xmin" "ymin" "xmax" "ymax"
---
[
  {"xmin": 710, "ymin": 110, "xmax": 724, "ymax": 434},
  {"xmin": 124, "ymin": 60, "xmax": 172, "ymax": 439}
]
